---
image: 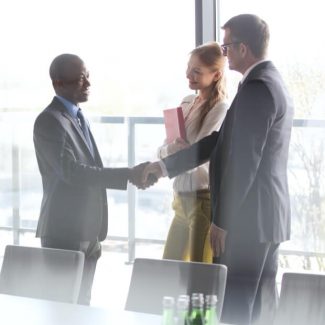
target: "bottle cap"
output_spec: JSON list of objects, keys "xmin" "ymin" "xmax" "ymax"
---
[
  {"xmin": 163, "ymin": 296, "xmax": 175, "ymax": 308},
  {"xmin": 177, "ymin": 296, "xmax": 190, "ymax": 309},
  {"xmin": 191, "ymin": 292, "xmax": 204, "ymax": 299},
  {"xmin": 191, "ymin": 295, "xmax": 204, "ymax": 308},
  {"xmin": 205, "ymin": 294, "xmax": 218, "ymax": 306},
  {"xmin": 177, "ymin": 294, "xmax": 190, "ymax": 303}
]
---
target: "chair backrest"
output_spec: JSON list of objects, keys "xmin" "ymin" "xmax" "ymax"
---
[
  {"xmin": 125, "ymin": 258, "xmax": 227, "ymax": 317},
  {"xmin": 0, "ymin": 245, "xmax": 84, "ymax": 304},
  {"xmin": 274, "ymin": 272, "xmax": 325, "ymax": 325}
]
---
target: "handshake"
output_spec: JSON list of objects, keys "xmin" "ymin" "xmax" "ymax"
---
[{"xmin": 128, "ymin": 161, "xmax": 163, "ymax": 189}]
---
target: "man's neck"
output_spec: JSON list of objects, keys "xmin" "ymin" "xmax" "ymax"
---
[
  {"xmin": 239, "ymin": 57, "xmax": 263, "ymax": 75},
  {"xmin": 240, "ymin": 58, "xmax": 268, "ymax": 84}
]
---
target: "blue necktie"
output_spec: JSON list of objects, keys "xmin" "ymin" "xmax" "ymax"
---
[{"xmin": 77, "ymin": 109, "xmax": 94, "ymax": 156}]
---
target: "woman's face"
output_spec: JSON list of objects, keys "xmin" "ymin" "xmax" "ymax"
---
[{"xmin": 186, "ymin": 55, "xmax": 219, "ymax": 91}]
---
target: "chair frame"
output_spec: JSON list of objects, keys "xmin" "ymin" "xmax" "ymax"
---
[
  {"xmin": 274, "ymin": 271, "xmax": 325, "ymax": 325},
  {"xmin": 125, "ymin": 257, "xmax": 227, "ymax": 317},
  {"xmin": 0, "ymin": 245, "xmax": 85, "ymax": 303}
]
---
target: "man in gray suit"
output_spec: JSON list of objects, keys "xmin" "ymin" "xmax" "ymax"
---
[
  {"xmin": 33, "ymin": 53, "xmax": 149, "ymax": 305},
  {"xmin": 143, "ymin": 14, "xmax": 294, "ymax": 324}
]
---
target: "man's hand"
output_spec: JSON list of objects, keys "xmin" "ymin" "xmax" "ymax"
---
[
  {"xmin": 142, "ymin": 162, "xmax": 163, "ymax": 187},
  {"xmin": 128, "ymin": 162, "xmax": 157, "ymax": 189},
  {"xmin": 209, "ymin": 223, "xmax": 227, "ymax": 257}
]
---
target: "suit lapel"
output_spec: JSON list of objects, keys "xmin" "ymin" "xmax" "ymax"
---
[
  {"xmin": 214, "ymin": 62, "xmax": 272, "ymax": 192},
  {"xmin": 88, "ymin": 128, "xmax": 103, "ymax": 166},
  {"xmin": 51, "ymin": 97, "xmax": 97, "ymax": 161},
  {"xmin": 63, "ymin": 110, "xmax": 95, "ymax": 157},
  {"xmin": 222, "ymin": 62, "xmax": 272, "ymax": 152}
]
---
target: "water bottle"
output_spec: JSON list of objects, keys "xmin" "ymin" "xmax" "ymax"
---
[
  {"xmin": 205, "ymin": 294, "xmax": 219, "ymax": 325},
  {"xmin": 176, "ymin": 295, "xmax": 190, "ymax": 325},
  {"xmin": 189, "ymin": 294, "xmax": 205, "ymax": 325},
  {"xmin": 162, "ymin": 296, "xmax": 175, "ymax": 325}
]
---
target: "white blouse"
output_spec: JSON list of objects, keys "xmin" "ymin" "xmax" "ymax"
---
[{"xmin": 157, "ymin": 94, "xmax": 229, "ymax": 192}]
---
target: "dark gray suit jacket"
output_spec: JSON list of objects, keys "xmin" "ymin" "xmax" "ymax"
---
[
  {"xmin": 33, "ymin": 97, "xmax": 129, "ymax": 242},
  {"xmin": 163, "ymin": 61, "xmax": 294, "ymax": 243}
]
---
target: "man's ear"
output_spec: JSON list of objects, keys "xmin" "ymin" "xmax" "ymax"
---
[
  {"xmin": 239, "ymin": 43, "xmax": 248, "ymax": 57},
  {"xmin": 53, "ymin": 80, "xmax": 63, "ymax": 87}
]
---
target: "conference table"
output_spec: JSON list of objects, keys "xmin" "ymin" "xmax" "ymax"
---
[{"xmin": 0, "ymin": 294, "xmax": 162, "ymax": 325}]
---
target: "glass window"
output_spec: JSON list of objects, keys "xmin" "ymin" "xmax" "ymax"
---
[
  {"xmin": 0, "ymin": 0, "xmax": 195, "ymax": 116},
  {"xmin": 219, "ymin": 0, "xmax": 325, "ymax": 119},
  {"xmin": 0, "ymin": 0, "xmax": 195, "ymax": 248}
]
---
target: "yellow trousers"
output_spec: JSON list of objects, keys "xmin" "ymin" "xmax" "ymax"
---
[{"xmin": 163, "ymin": 191, "xmax": 213, "ymax": 263}]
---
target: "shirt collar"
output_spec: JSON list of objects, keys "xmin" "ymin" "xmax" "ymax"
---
[
  {"xmin": 56, "ymin": 95, "xmax": 79, "ymax": 119},
  {"xmin": 241, "ymin": 59, "xmax": 269, "ymax": 84}
]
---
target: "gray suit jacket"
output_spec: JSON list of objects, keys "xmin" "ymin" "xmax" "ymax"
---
[
  {"xmin": 33, "ymin": 97, "xmax": 129, "ymax": 242},
  {"xmin": 163, "ymin": 61, "xmax": 294, "ymax": 243}
]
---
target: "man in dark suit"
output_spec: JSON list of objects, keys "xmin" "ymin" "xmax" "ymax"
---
[
  {"xmin": 33, "ymin": 53, "xmax": 148, "ymax": 305},
  {"xmin": 143, "ymin": 14, "xmax": 294, "ymax": 324}
]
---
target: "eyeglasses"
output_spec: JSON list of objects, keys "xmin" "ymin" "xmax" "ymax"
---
[{"xmin": 221, "ymin": 42, "xmax": 241, "ymax": 55}]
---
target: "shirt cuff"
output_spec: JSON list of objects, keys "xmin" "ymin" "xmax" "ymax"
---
[
  {"xmin": 158, "ymin": 160, "xmax": 168, "ymax": 177},
  {"xmin": 157, "ymin": 145, "xmax": 169, "ymax": 159}
]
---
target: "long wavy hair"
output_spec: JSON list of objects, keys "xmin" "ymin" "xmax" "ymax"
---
[{"xmin": 190, "ymin": 42, "xmax": 227, "ymax": 128}]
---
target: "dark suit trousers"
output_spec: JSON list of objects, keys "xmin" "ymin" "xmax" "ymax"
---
[
  {"xmin": 215, "ymin": 234, "xmax": 279, "ymax": 325},
  {"xmin": 41, "ymin": 237, "xmax": 101, "ymax": 305}
]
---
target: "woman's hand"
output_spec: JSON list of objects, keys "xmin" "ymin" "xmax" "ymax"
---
[{"xmin": 167, "ymin": 137, "xmax": 190, "ymax": 155}]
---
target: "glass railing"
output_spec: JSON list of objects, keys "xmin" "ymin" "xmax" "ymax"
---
[{"xmin": 0, "ymin": 113, "xmax": 324, "ymax": 270}]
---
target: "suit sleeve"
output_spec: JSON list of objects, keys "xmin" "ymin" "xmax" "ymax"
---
[
  {"xmin": 163, "ymin": 131, "xmax": 219, "ymax": 178},
  {"xmin": 214, "ymin": 81, "xmax": 276, "ymax": 227},
  {"xmin": 33, "ymin": 112, "xmax": 129, "ymax": 190}
]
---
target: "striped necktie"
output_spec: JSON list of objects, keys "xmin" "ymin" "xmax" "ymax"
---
[{"xmin": 77, "ymin": 108, "xmax": 94, "ymax": 156}]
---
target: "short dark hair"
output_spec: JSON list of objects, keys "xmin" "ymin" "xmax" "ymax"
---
[
  {"xmin": 49, "ymin": 53, "xmax": 81, "ymax": 81},
  {"xmin": 222, "ymin": 14, "xmax": 269, "ymax": 58}
]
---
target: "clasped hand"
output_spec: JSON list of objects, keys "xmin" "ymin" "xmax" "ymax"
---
[
  {"xmin": 167, "ymin": 137, "xmax": 190, "ymax": 156},
  {"xmin": 128, "ymin": 161, "xmax": 163, "ymax": 189}
]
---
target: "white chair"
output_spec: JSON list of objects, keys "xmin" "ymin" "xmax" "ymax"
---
[
  {"xmin": 125, "ymin": 258, "xmax": 227, "ymax": 318},
  {"xmin": 0, "ymin": 245, "xmax": 84, "ymax": 303},
  {"xmin": 274, "ymin": 272, "xmax": 325, "ymax": 325}
]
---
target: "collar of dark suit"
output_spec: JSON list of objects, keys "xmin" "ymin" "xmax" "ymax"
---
[
  {"xmin": 241, "ymin": 60, "xmax": 271, "ymax": 82},
  {"xmin": 55, "ymin": 95, "xmax": 79, "ymax": 119},
  {"xmin": 239, "ymin": 61, "xmax": 274, "ymax": 88},
  {"xmin": 50, "ymin": 96, "xmax": 67, "ymax": 112},
  {"xmin": 49, "ymin": 97, "xmax": 80, "ymax": 128},
  {"xmin": 49, "ymin": 97, "xmax": 78, "ymax": 122}
]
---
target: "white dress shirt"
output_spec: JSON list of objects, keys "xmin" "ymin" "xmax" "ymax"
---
[{"xmin": 158, "ymin": 94, "xmax": 228, "ymax": 192}]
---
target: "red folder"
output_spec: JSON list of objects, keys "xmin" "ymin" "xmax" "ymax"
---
[{"xmin": 163, "ymin": 107, "xmax": 186, "ymax": 144}]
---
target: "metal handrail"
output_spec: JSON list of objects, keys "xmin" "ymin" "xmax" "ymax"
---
[{"xmin": 1, "ymin": 115, "xmax": 325, "ymax": 264}]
